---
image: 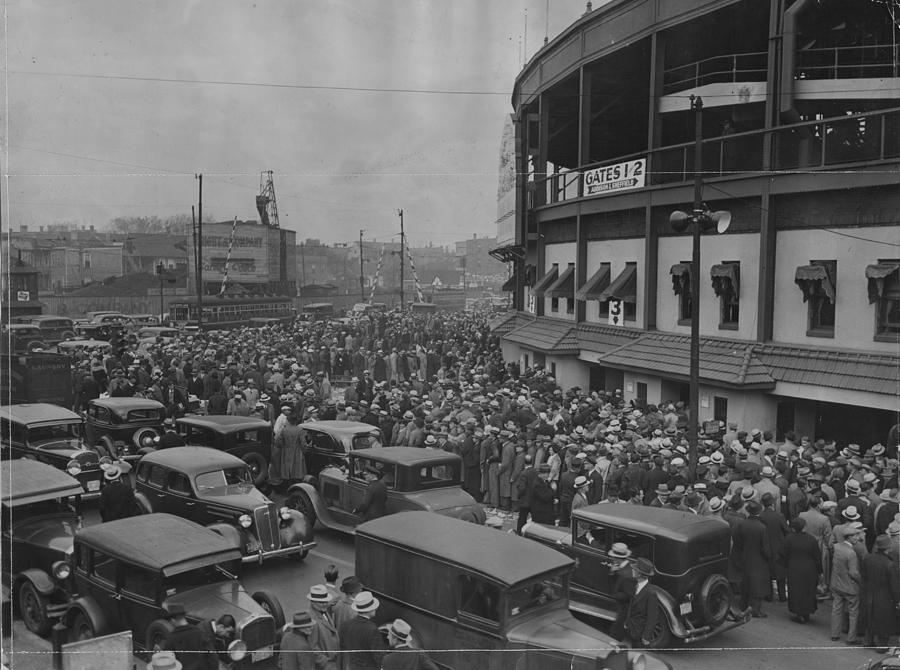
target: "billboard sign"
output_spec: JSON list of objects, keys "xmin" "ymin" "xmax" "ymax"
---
[{"xmin": 583, "ymin": 158, "xmax": 646, "ymax": 197}]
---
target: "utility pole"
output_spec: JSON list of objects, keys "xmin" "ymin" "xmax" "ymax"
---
[
  {"xmin": 359, "ymin": 229, "xmax": 365, "ymax": 301},
  {"xmin": 300, "ymin": 242, "xmax": 307, "ymax": 286},
  {"xmin": 195, "ymin": 174, "xmax": 203, "ymax": 331},
  {"xmin": 398, "ymin": 209, "xmax": 404, "ymax": 308}
]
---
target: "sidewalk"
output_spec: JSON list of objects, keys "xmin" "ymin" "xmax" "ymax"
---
[{"xmin": 2, "ymin": 621, "xmax": 144, "ymax": 670}]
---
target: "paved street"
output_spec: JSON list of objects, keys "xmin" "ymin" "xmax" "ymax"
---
[{"xmin": 2, "ymin": 511, "xmax": 890, "ymax": 670}]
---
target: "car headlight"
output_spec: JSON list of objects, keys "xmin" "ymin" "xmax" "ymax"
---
[
  {"xmin": 98, "ymin": 456, "xmax": 113, "ymax": 469},
  {"xmin": 228, "ymin": 639, "xmax": 247, "ymax": 661},
  {"xmin": 66, "ymin": 460, "xmax": 82, "ymax": 476},
  {"xmin": 239, "ymin": 514, "xmax": 252, "ymax": 528},
  {"xmin": 279, "ymin": 506, "xmax": 292, "ymax": 520},
  {"xmin": 52, "ymin": 561, "xmax": 71, "ymax": 580}
]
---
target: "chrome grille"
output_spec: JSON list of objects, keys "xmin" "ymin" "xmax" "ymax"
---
[
  {"xmin": 239, "ymin": 613, "xmax": 275, "ymax": 650},
  {"xmin": 253, "ymin": 503, "xmax": 280, "ymax": 552}
]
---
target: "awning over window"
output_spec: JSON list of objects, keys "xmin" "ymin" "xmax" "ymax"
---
[
  {"xmin": 711, "ymin": 263, "xmax": 740, "ymax": 298},
  {"xmin": 794, "ymin": 264, "xmax": 835, "ymax": 303},
  {"xmin": 865, "ymin": 263, "xmax": 900, "ymax": 304},
  {"xmin": 547, "ymin": 264, "xmax": 575, "ymax": 299},
  {"xmin": 575, "ymin": 265, "xmax": 611, "ymax": 301},
  {"xmin": 501, "ymin": 273, "xmax": 518, "ymax": 292},
  {"xmin": 670, "ymin": 263, "xmax": 692, "ymax": 296},
  {"xmin": 532, "ymin": 265, "xmax": 559, "ymax": 298},
  {"xmin": 489, "ymin": 244, "xmax": 526, "ymax": 263},
  {"xmin": 597, "ymin": 264, "xmax": 637, "ymax": 303}
]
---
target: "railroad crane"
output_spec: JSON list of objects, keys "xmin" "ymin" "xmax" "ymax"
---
[{"xmin": 256, "ymin": 170, "xmax": 280, "ymax": 228}]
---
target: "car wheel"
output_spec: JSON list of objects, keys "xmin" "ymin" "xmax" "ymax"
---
[
  {"xmin": 644, "ymin": 617, "xmax": 672, "ymax": 650},
  {"xmin": 26, "ymin": 340, "xmax": 47, "ymax": 353},
  {"xmin": 145, "ymin": 619, "xmax": 174, "ymax": 654},
  {"xmin": 286, "ymin": 492, "xmax": 316, "ymax": 526},
  {"xmin": 61, "ymin": 330, "xmax": 76, "ymax": 340},
  {"xmin": 70, "ymin": 610, "xmax": 96, "ymax": 642},
  {"xmin": 17, "ymin": 582, "xmax": 51, "ymax": 636},
  {"xmin": 251, "ymin": 590, "xmax": 285, "ymax": 629},
  {"xmin": 242, "ymin": 452, "xmax": 268, "ymax": 486},
  {"xmin": 132, "ymin": 427, "xmax": 159, "ymax": 451},
  {"xmin": 696, "ymin": 574, "xmax": 732, "ymax": 627}
]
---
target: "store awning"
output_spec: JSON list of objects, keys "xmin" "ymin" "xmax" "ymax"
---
[
  {"xmin": 865, "ymin": 263, "xmax": 900, "ymax": 304},
  {"xmin": 575, "ymin": 265, "xmax": 611, "ymax": 301},
  {"xmin": 532, "ymin": 265, "xmax": 559, "ymax": 298},
  {"xmin": 794, "ymin": 264, "xmax": 835, "ymax": 303},
  {"xmin": 711, "ymin": 263, "xmax": 740, "ymax": 298},
  {"xmin": 597, "ymin": 264, "xmax": 637, "ymax": 303},
  {"xmin": 501, "ymin": 273, "xmax": 517, "ymax": 292},
  {"xmin": 670, "ymin": 263, "xmax": 692, "ymax": 296},
  {"xmin": 546, "ymin": 264, "xmax": 575, "ymax": 299}
]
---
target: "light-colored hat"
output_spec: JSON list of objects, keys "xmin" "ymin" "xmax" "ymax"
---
[
  {"xmin": 708, "ymin": 497, "xmax": 725, "ymax": 513},
  {"xmin": 842, "ymin": 505, "xmax": 860, "ymax": 521},
  {"xmin": 574, "ymin": 475, "xmax": 589, "ymax": 489},
  {"xmin": 307, "ymin": 585, "xmax": 332, "ymax": 603},
  {"xmin": 388, "ymin": 619, "xmax": 412, "ymax": 643},
  {"xmin": 740, "ymin": 486, "xmax": 755, "ymax": 501},
  {"xmin": 352, "ymin": 591, "xmax": 380, "ymax": 613},
  {"xmin": 424, "ymin": 435, "xmax": 437, "ymax": 446},
  {"xmin": 147, "ymin": 651, "xmax": 182, "ymax": 670},
  {"xmin": 608, "ymin": 542, "xmax": 632, "ymax": 559},
  {"xmin": 104, "ymin": 464, "xmax": 122, "ymax": 481}
]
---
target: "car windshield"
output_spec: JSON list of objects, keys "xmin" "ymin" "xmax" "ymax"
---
[
  {"xmin": 507, "ymin": 575, "xmax": 567, "ymax": 618},
  {"xmin": 27, "ymin": 423, "xmax": 82, "ymax": 443},
  {"xmin": 164, "ymin": 564, "xmax": 232, "ymax": 595},
  {"xmin": 349, "ymin": 432, "xmax": 382, "ymax": 451},
  {"xmin": 195, "ymin": 467, "xmax": 253, "ymax": 493},
  {"xmin": 3, "ymin": 500, "xmax": 79, "ymax": 533}
]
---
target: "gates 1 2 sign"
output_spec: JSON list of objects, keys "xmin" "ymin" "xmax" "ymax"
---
[{"xmin": 583, "ymin": 158, "xmax": 646, "ymax": 197}]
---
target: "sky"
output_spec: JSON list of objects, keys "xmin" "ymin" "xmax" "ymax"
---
[{"xmin": 2, "ymin": 0, "xmax": 601, "ymax": 247}]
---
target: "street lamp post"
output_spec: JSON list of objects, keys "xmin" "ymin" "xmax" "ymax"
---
[{"xmin": 669, "ymin": 95, "xmax": 731, "ymax": 478}]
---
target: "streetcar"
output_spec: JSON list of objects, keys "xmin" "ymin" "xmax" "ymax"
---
[{"xmin": 168, "ymin": 295, "xmax": 296, "ymax": 330}]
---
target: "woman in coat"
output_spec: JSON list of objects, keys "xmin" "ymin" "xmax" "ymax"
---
[
  {"xmin": 777, "ymin": 517, "xmax": 822, "ymax": 623},
  {"xmin": 271, "ymin": 415, "xmax": 308, "ymax": 487}
]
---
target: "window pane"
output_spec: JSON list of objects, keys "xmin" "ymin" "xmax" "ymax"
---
[
  {"xmin": 459, "ymin": 575, "xmax": 500, "ymax": 621},
  {"xmin": 93, "ymin": 551, "xmax": 117, "ymax": 584}
]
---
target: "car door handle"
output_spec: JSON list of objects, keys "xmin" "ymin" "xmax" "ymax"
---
[{"xmin": 185, "ymin": 502, "xmax": 195, "ymax": 507}]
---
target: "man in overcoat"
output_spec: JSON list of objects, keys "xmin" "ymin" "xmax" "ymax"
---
[{"xmin": 732, "ymin": 501, "xmax": 771, "ymax": 618}]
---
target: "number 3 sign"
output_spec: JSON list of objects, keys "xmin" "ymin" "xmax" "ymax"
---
[{"xmin": 608, "ymin": 299, "xmax": 623, "ymax": 326}]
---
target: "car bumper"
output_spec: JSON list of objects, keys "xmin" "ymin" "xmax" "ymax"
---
[
  {"xmin": 675, "ymin": 607, "xmax": 753, "ymax": 644},
  {"xmin": 241, "ymin": 541, "xmax": 316, "ymax": 564}
]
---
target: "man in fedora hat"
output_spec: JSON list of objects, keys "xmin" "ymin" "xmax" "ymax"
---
[
  {"xmin": 830, "ymin": 524, "xmax": 863, "ymax": 645},
  {"xmin": 162, "ymin": 603, "xmax": 217, "ymax": 670},
  {"xmin": 98, "ymin": 462, "xmax": 139, "ymax": 523},
  {"xmin": 333, "ymin": 576, "xmax": 363, "ymax": 632},
  {"xmin": 279, "ymin": 611, "xmax": 316, "ymax": 670},
  {"xmin": 621, "ymin": 558, "xmax": 664, "ymax": 648},
  {"xmin": 307, "ymin": 585, "xmax": 339, "ymax": 670},
  {"xmin": 338, "ymin": 591, "xmax": 386, "ymax": 669},
  {"xmin": 649, "ymin": 484, "xmax": 670, "ymax": 509},
  {"xmin": 607, "ymin": 543, "xmax": 635, "ymax": 639},
  {"xmin": 733, "ymin": 501, "xmax": 772, "ymax": 618},
  {"xmin": 382, "ymin": 619, "xmax": 439, "ymax": 670}
]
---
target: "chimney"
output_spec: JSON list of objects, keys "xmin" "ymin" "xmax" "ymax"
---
[
  {"xmin": 19, "ymin": 225, "xmax": 28, "ymax": 233},
  {"xmin": 584, "ymin": 2, "xmax": 592, "ymax": 15},
  {"xmin": 39, "ymin": 226, "xmax": 44, "ymax": 232},
  {"xmin": 89, "ymin": 225, "xmax": 95, "ymax": 232}
]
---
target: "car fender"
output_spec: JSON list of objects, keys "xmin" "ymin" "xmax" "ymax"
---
[
  {"xmin": 65, "ymin": 596, "xmax": 108, "ymax": 634},
  {"xmin": 286, "ymin": 482, "xmax": 340, "ymax": 529},
  {"xmin": 206, "ymin": 522, "xmax": 243, "ymax": 549},
  {"xmin": 653, "ymin": 587, "xmax": 689, "ymax": 638},
  {"xmin": 134, "ymin": 491, "xmax": 154, "ymax": 514},
  {"xmin": 14, "ymin": 569, "xmax": 56, "ymax": 596}
]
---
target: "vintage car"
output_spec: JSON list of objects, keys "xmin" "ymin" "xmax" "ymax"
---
[
  {"xmin": 126, "ymin": 314, "xmax": 160, "ymax": 328},
  {"xmin": 84, "ymin": 397, "xmax": 166, "ymax": 462},
  {"xmin": 521, "ymin": 504, "xmax": 748, "ymax": 648},
  {"xmin": 2, "ymin": 324, "xmax": 48, "ymax": 353},
  {"xmin": 299, "ymin": 420, "xmax": 383, "ymax": 477},
  {"xmin": 867, "ymin": 651, "xmax": 900, "ymax": 669},
  {"xmin": 136, "ymin": 326, "xmax": 182, "ymax": 343},
  {"xmin": 133, "ymin": 447, "xmax": 314, "ymax": 564},
  {"xmin": 57, "ymin": 338, "xmax": 112, "ymax": 354},
  {"xmin": 2, "ymin": 460, "xmax": 83, "ymax": 636},
  {"xmin": 286, "ymin": 447, "xmax": 485, "ymax": 532},
  {"xmin": 356, "ymin": 512, "xmax": 671, "ymax": 670},
  {"xmin": 20, "ymin": 316, "xmax": 77, "ymax": 345},
  {"xmin": 73, "ymin": 322, "xmax": 126, "ymax": 342},
  {"xmin": 65, "ymin": 513, "xmax": 284, "ymax": 664},
  {"xmin": 176, "ymin": 415, "xmax": 272, "ymax": 485},
  {"xmin": 0, "ymin": 404, "xmax": 104, "ymax": 495}
]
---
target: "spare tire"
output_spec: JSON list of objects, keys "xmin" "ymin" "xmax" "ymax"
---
[{"xmin": 696, "ymin": 573, "xmax": 732, "ymax": 627}]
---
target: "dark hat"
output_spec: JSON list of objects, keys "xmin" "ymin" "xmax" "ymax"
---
[
  {"xmin": 340, "ymin": 576, "xmax": 362, "ymax": 595},
  {"xmin": 289, "ymin": 611, "xmax": 314, "ymax": 629},
  {"xmin": 745, "ymin": 501, "xmax": 762, "ymax": 516},
  {"xmin": 633, "ymin": 558, "xmax": 655, "ymax": 577},
  {"xmin": 165, "ymin": 602, "xmax": 187, "ymax": 618},
  {"xmin": 875, "ymin": 535, "xmax": 892, "ymax": 552}
]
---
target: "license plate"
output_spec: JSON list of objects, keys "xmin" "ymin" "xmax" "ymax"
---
[
  {"xmin": 679, "ymin": 602, "xmax": 692, "ymax": 615},
  {"xmin": 251, "ymin": 646, "xmax": 273, "ymax": 663},
  {"xmin": 87, "ymin": 480, "xmax": 100, "ymax": 491}
]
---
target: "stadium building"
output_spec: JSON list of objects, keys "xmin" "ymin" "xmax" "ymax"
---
[{"xmin": 491, "ymin": 0, "xmax": 899, "ymax": 445}]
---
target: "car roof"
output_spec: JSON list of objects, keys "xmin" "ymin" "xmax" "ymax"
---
[
  {"xmin": 0, "ymin": 403, "xmax": 83, "ymax": 426},
  {"xmin": 0, "ymin": 460, "xmax": 84, "ymax": 507},
  {"xmin": 300, "ymin": 420, "xmax": 380, "ymax": 435},
  {"xmin": 176, "ymin": 416, "xmax": 271, "ymax": 432},
  {"xmin": 349, "ymin": 446, "xmax": 461, "ymax": 466},
  {"xmin": 90, "ymin": 397, "xmax": 166, "ymax": 410},
  {"xmin": 30, "ymin": 315, "xmax": 72, "ymax": 322},
  {"xmin": 140, "ymin": 446, "xmax": 247, "ymax": 472},
  {"xmin": 75, "ymin": 513, "xmax": 242, "ymax": 576},
  {"xmin": 573, "ymin": 504, "xmax": 728, "ymax": 542},
  {"xmin": 6, "ymin": 324, "xmax": 40, "ymax": 330},
  {"xmin": 358, "ymin": 512, "xmax": 573, "ymax": 587}
]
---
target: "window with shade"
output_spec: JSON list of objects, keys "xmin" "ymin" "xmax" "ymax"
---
[
  {"xmin": 867, "ymin": 260, "xmax": 900, "ymax": 340},
  {"xmin": 711, "ymin": 262, "xmax": 740, "ymax": 330},
  {"xmin": 795, "ymin": 260, "xmax": 836, "ymax": 337}
]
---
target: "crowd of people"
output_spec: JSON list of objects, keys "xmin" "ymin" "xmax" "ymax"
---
[{"xmin": 62, "ymin": 305, "xmax": 900, "ymax": 656}]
